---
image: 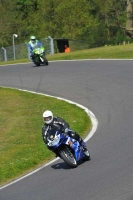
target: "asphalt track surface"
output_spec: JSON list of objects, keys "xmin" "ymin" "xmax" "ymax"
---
[{"xmin": 0, "ymin": 60, "xmax": 133, "ymax": 200}]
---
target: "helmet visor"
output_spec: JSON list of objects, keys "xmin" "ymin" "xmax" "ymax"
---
[
  {"xmin": 31, "ymin": 39, "xmax": 36, "ymax": 43},
  {"xmin": 44, "ymin": 116, "xmax": 52, "ymax": 122}
]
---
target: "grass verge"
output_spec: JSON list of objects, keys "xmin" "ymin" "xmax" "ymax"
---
[
  {"xmin": 0, "ymin": 87, "xmax": 92, "ymax": 186},
  {"xmin": 0, "ymin": 43, "xmax": 133, "ymax": 66}
]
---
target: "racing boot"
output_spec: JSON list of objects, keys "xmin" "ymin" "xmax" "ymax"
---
[
  {"xmin": 30, "ymin": 54, "xmax": 34, "ymax": 62},
  {"xmin": 70, "ymin": 131, "xmax": 87, "ymax": 151}
]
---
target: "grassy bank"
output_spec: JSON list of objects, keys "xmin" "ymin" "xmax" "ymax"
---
[
  {"xmin": 0, "ymin": 88, "xmax": 92, "ymax": 186},
  {"xmin": 0, "ymin": 43, "xmax": 133, "ymax": 66}
]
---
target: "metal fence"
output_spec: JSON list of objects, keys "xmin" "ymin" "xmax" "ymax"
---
[
  {"xmin": 0, "ymin": 37, "xmax": 52, "ymax": 62},
  {"xmin": 0, "ymin": 37, "xmax": 89, "ymax": 62},
  {"xmin": 69, "ymin": 40, "xmax": 89, "ymax": 51},
  {"xmin": 0, "ymin": 43, "xmax": 28, "ymax": 62}
]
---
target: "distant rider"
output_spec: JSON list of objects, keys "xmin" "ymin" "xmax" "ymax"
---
[
  {"xmin": 42, "ymin": 110, "xmax": 87, "ymax": 151},
  {"xmin": 28, "ymin": 36, "xmax": 42, "ymax": 61}
]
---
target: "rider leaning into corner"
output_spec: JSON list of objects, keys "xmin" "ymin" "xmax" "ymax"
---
[
  {"xmin": 28, "ymin": 35, "xmax": 43, "ymax": 61},
  {"xmin": 42, "ymin": 110, "xmax": 88, "ymax": 152}
]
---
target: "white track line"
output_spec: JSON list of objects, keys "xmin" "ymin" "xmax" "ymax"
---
[
  {"xmin": 0, "ymin": 88, "xmax": 98, "ymax": 190},
  {"xmin": 1, "ymin": 58, "xmax": 133, "ymax": 67}
]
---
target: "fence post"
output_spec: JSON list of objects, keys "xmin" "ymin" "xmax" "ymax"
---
[
  {"xmin": 2, "ymin": 47, "xmax": 7, "ymax": 61},
  {"xmin": 25, "ymin": 42, "xmax": 31, "ymax": 60},
  {"xmin": 48, "ymin": 36, "xmax": 54, "ymax": 54}
]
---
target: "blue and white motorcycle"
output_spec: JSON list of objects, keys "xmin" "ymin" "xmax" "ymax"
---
[{"xmin": 47, "ymin": 127, "xmax": 90, "ymax": 168}]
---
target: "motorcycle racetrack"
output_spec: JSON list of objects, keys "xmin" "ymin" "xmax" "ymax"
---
[{"xmin": 0, "ymin": 60, "xmax": 133, "ymax": 200}]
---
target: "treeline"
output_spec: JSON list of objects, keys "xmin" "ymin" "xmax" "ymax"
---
[{"xmin": 0, "ymin": 0, "xmax": 132, "ymax": 48}]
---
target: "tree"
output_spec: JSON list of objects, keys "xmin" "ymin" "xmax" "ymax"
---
[
  {"xmin": 1, "ymin": 0, "xmax": 133, "ymax": 48},
  {"xmin": 126, "ymin": 0, "xmax": 133, "ymax": 36},
  {"xmin": 0, "ymin": 0, "xmax": 17, "ymax": 46}
]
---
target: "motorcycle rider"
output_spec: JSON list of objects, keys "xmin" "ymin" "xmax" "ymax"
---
[
  {"xmin": 42, "ymin": 110, "xmax": 87, "ymax": 151},
  {"xmin": 28, "ymin": 35, "xmax": 42, "ymax": 61}
]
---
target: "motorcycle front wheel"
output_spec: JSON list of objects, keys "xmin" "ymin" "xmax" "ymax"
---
[
  {"xmin": 33, "ymin": 59, "xmax": 40, "ymax": 66},
  {"xmin": 34, "ymin": 62, "xmax": 40, "ymax": 66},
  {"xmin": 60, "ymin": 147, "xmax": 77, "ymax": 168}
]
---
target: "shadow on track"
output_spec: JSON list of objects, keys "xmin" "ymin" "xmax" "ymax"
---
[{"xmin": 51, "ymin": 160, "xmax": 87, "ymax": 170}]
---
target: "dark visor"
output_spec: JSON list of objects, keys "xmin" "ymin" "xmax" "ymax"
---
[{"xmin": 44, "ymin": 116, "xmax": 52, "ymax": 121}]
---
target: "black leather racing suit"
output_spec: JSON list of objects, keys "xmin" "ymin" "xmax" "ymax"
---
[{"xmin": 42, "ymin": 117, "xmax": 83, "ymax": 145}]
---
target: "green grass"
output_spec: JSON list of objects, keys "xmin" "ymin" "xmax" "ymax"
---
[
  {"xmin": 0, "ymin": 43, "xmax": 133, "ymax": 66},
  {"xmin": 1, "ymin": 43, "xmax": 132, "ymax": 186},
  {"xmin": 47, "ymin": 44, "xmax": 133, "ymax": 60},
  {"xmin": 0, "ymin": 87, "xmax": 92, "ymax": 186}
]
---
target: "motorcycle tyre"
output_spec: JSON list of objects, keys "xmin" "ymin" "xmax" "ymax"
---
[
  {"xmin": 43, "ymin": 56, "xmax": 48, "ymax": 65},
  {"xmin": 36, "ymin": 63, "xmax": 40, "ymax": 66},
  {"xmin": 34, "ymin": 61, "xmax": 40, "ymax": 66},
  {"xmin": 60, "ymin": 147, "xmax": 77, "ymax": 168}
]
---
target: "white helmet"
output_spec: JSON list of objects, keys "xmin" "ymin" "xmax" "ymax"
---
[
  {"xmin": 30, "ymin": 35, "xmax": 36, "ymax": 44},
  {"xmin": 43, "ymin": 110, "xmax": 53, "ymax": 124}
]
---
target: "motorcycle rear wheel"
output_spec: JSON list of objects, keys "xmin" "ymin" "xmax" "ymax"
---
[
  {"xmin": 43, "ymin": 56, "xmax": 48, "ymax": 65},
  {"xmin": 60, "ymin": 147, "xmax": 77, "ymax": 168}
]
